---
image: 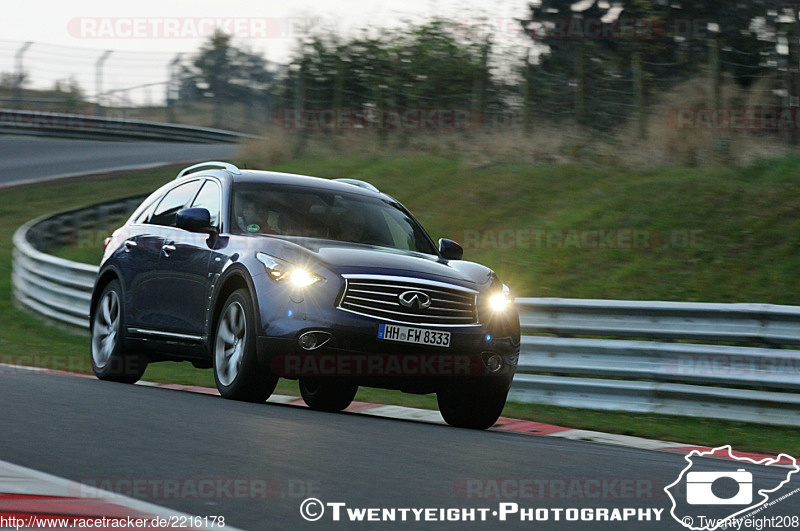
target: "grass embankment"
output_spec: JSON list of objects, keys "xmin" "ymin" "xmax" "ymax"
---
[{"xmin": 5, "ymin": 156, "xmax": 800, "ymax": 454}]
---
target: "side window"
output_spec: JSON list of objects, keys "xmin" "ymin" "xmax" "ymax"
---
[
  {"xmin": 190, "ymin": 180, "xmax": 221, "ymax": 227},
  {"xmin": 148, "ymin": 180, "xmax": 201, "ymax": 227}
]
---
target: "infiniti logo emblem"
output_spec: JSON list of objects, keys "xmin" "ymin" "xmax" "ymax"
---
[{"xmin": 398, "ymin": 290, "xmax": 432, "ymax": 311}]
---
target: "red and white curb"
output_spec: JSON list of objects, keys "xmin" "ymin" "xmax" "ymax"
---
[
  {"xmin": 137, "ymin": 381, "xmax": 797, "ymax": 467},
  {"xmin": 3, "ymin": 364, "xmax": 794, "ymax": 469},
  {"xmin": 0, "ymin": 459, "xmax": 243, "ymax": 530}
]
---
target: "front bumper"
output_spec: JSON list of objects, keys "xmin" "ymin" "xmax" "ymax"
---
[
  {"xmin": 256, "ymin": 316, "xmax": 519, "ymax": 393},
  {"xmin": 251, "ymin": 269, "xmax": 520, "ymax": 392}
]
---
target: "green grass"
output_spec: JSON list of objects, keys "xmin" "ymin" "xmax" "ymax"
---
[
  {"xmin": 269, "ymin": 154, "xmax": 800, "ymax": 303},
  {"xmin": 4, "ymin": 157, "xmax": 800, "ymax": 455}
]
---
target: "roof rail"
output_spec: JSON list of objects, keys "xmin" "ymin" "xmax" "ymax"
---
[
  {"xmin": 176, "ymin": 161, "xmax": 241, "ymax": 179},
  {"xmin": 333, "ymin": 178, "xmax": 380, "ymax": 193}
]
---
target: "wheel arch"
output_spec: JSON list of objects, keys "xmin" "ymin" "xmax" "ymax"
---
[
  {"xmin": 90, "ymin": 267, "xmax": 124, "ymax": 325},
  {"xmin": 208, "ymin": 267, "xmax": 261, "ymax": 354}
]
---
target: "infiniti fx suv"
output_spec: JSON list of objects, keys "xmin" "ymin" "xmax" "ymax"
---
[{"xmin": 90, "ymin": 161, "xmax": 520, "ymax": 429}]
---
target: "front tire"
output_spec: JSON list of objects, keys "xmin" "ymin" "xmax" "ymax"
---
[
  {"xmin": 299, "ymin": 378, "xmax": 358, "ymax": 412},
  {"xmin": 90, "ymin": 280, "xmax": 147, "ymax": 383},
  {"xmin": 213, "ymin": 289, "xmax": 277, "ymax": 402},
  {"xmin": 437, "ymin": 385, "xmax": 508, "ymax": 430}
]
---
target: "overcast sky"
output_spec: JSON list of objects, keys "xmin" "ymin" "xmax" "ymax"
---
[
  {"xmin": 3, "ymin": 0, "xmax": 533, "ymax": 103},
  {"xmin": 6, "ymin": 0, "xmax": 531, "ymax": 60}
]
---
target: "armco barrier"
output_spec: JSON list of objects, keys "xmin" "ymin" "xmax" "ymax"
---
[
  {"xmin": 11, "ymin": 199, "xmax": 800, "ymax": 426},
  {"xmin": 12, "ymin": 195, "xmax": 145, "ymax": 328},
  {"xmin": 0, "ymin": 109, "xmax": 254, "ymax": 143}
]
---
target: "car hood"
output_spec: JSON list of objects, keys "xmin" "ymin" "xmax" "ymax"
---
[{"xmin": 268, "ymin": 237, "xmax": 488, "ymax": 288}]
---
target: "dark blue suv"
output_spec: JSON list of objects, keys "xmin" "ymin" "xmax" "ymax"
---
[{"xmin": 90, "ymin": 162, "xmax": 519, "ymax": 429}]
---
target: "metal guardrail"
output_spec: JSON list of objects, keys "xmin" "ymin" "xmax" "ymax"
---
[
  {"xmin": 11, "ymin": 200, "xmax": 800, "ymax": 426},
  {"xmin": 0, "ymin": 109, "xmax": 254, "ymax": 144},
  {"xmin": 510, "ymin": 298, "xmax": 800, "ymax": 426},
  {"xmin": 12, "ymin": 196, "xmax": 145, "ymax": 329}
]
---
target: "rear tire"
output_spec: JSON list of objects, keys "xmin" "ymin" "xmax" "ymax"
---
[
  {"xmin": 90, "ymin": 280, "xmax": 147, "ymax": 384},
  {"xmin": 213, "ymin": 289, "xmax": 278, "ymax": 402},
  {"xmin": 299, "ymin": 378, "xmax": 358, "ymax": 412},
  {"xmin": 437, "ymin": 385, "xmax": 508, "ymax": 430}
]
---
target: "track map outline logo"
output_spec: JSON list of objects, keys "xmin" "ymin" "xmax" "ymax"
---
[{"xmin": 665, "ymin": 445, "xmax": 799, "ymax": 530}]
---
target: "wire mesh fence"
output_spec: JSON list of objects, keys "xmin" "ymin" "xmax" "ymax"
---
[{"xmin": 1, "ymin": 27, "xmax": 798, "ymax": 160}]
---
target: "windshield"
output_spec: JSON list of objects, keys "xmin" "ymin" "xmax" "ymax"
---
[{"xmin": 230, "ymin": 183, "xmax": 438, "ymax": 255}]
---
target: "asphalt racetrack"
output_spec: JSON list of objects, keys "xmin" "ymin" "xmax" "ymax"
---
[
  {"xmin": 2, "ymin": 136, "xmax": 799, "ymax": 530},
  {"xmin": 1, "ymin": 368, "xmax": 798, "ymax": 529},
  {"xmin": 0, "ymin": 136, "xmax": 238, "ymax": 187}
]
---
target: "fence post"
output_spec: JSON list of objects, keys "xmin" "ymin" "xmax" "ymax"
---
[
  {"xmin": 471, "ymin": 38, "xmax": 489, "ymax": 130},
  {"xmin": 523, "ymin": 51, "xmax": 534, "ymax": 134},
  {"xmin": 632, "ymin": 51, "xmax": 646, "ymax": 139},
  {"xmin": 94, "ymin": 51, "xmax": 112, "ymax": 117},
  {"xmin": 576, "ymin": 41, "xmax": 587, "ymax": 126},
  {"xmin": 166, "ymin": 54, "xmax": 182, "ymax": 123},
  {"xmin": 293, "ymin": 59, "xmax": 307, "ymax": 156},
  {"xmin": 375, "ymin": 81, "xmax": 387, "ymax": 145},
  {"xmin": 13, "ymin": 42, "xmax": 32, "ymax": 109},
  {"xmin": 333, "ymin": 58, "xmax": 344, "ymax": 136},
  {"xmin": 709, "ymin": 36, "xmax": 721, "ymax": 110},
  {"xmin": 786, "ymin": 22, "xmax": 799, "ymax": 145}
]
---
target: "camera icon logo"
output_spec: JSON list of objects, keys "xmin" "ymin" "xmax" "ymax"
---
[{"xmin": 686, "ymin": 469, "xmax": 752, "ymax": 505}]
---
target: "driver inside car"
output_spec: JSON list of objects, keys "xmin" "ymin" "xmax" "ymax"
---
[{"xmin": 236, "ymin": 197, "xmax": 274, "ymax": 234}]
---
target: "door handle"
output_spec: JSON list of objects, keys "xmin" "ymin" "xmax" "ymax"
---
[
  {"xmin": 123, "ymin": 240, "xmax": 137, "ymax": 250},
  {"xmin": 162, "ymin": 244, "xmax": 176, "ymax": 255}
]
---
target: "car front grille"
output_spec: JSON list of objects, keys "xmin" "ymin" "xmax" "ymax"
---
[{"xmin": 338, "ymin": 275, "xmax": 479, "ymax": 326}]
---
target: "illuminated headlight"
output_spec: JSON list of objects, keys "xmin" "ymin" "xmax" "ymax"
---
[
  {"xmin": 288, "ymin": 268, "xmax": 321, "ymax": 288},
  {"xmin": 257, "ymin": 253, "xmax": 324, "ymax": 288},
  {"xmin": 488, "ymin": 284, "xmax": 513, "ymax": 312}
]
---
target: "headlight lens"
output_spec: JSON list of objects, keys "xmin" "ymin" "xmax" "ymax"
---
[
  {"xmin": 288, "ymin": 268, "xmax": 321, "ymax": 288},
  {"xmin": 257, "ymin": 253, "xmax": 324, "ymax": 288},
  {"xmin": 488, "ymin": 284, "xmax": 513, "ymax": 312}
]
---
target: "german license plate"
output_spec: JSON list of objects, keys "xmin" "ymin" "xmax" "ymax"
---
[{"xmin": 377, "ymin": 324, "xmax": 450, "ymax": 347}]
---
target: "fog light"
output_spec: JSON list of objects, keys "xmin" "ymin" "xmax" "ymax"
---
[
  {"xmin": 298, "ymin": 331, "xmax": 331, "ymax": 351},
  {"xmin": 483, "ymin": 353, "xmax": 503, "ymax": 373}
]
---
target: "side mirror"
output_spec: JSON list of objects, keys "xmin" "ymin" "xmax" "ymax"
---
[
  {"xmin": 438, "ymin": 238, "xmax": 463, "ymax": 260},
  {"xmin": 176, "ymin": 208, "xmax": 213, "ymax": 232}
]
